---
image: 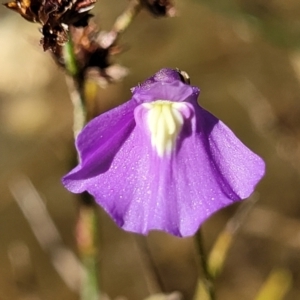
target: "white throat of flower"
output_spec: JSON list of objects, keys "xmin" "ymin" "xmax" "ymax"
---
[{"xmin": 142, "ymin": 100, "xmax": 187, "ymax": 157}]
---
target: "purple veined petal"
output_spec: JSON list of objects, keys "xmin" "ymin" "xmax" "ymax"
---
[
  {"xmin": 63, "ymin": 99, "xmax": 137, "ymax": 193},
  {"xmin": 63, "ymin": 97, "xmax": 264, "ymax": 237},
  {"xmin": 62, "ymin": 68, "xmax": 265, "ymax": 237},
  {"xmin": 195, "ymin": 105, "xmax": 265, "ymax": 201}
]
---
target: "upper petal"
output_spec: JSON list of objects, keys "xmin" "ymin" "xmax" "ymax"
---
[
  {"xmin": 132, "ymin": 80, "xmax": 199, "ymax": 104},
  {"xmin": 131, "ymin": 68, "xmax": 183, "ymax": 94}
]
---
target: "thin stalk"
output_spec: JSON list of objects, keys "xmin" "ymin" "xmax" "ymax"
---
[
  {"xmin": 64, "ymin": 37, "xmax": 100, "ymax": 300},
  {"xmin": 111, "ymin": 0, "xmax": 142, "ymax": 37},
  {"xmin": 134, "ymin": 235, "xmax": 165, "ymax": 294},
  {"xmin": 194, "ymin": 229, "xmax": 215, "ymax": 300},
  {"xmin": 76, "ymin": 195, "xmax": 100, "ymax": 300},
  {"xmin": 63, "ymin": 36, "xmax": 87, "ymax": 137}
]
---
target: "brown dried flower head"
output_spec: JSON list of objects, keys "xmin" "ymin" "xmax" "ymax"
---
[
  {"xmin": 4, "ymin": 0, "xmax": 96, "ymax": 53},
  {"xmin": 63, "ymin": 25, "xmax": 128, "ymax": 86}
]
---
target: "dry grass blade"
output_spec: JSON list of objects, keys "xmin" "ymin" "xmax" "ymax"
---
[
  {"xmin": 254, "ymin": 268, "xmax": 292, "ymax": 300},
  {"xmin": 9, "ymin": 175, "xmax": 84, "ymax": 293}
]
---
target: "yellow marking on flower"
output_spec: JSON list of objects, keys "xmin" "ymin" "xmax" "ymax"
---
[{"xmin": 143, "ymin": 100, "xmax": 186, "ymax": 157}]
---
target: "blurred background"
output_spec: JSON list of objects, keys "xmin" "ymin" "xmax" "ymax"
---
[{"xmin": 1, "ymin": 0, "xmax": 300, "ymax": 299}]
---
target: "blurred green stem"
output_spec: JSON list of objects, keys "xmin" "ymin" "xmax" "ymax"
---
[
  {"xmin": 194, "ymin": 229, "xmax": 215, "ymax": 300},
  {"xmin": 77, "ymin": 195, "xmax": 100, "ymax": 300},
  {"xmin": 112, "ymin": 0, "xmax": 142, "ymax": 36},
  {"xmin": 134, "ymin": 235, "xmax": 165, "ymax": 294},
  {"xmin": 63, "ymin": 37, "xmax": 87, "ymax": 137},
  {"xmin": 64, "ymin": 38, "xmax": 100, "ymax": 300}
]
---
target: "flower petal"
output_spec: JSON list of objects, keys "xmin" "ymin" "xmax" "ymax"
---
[
  {"xmin": 63, "ymin": 99, "xmax": 137, "ymax": 192},
  {"xmin": 62, "ymin": 68, "xmax": 265, "ymax": 237},
  {"xmin": 131, "ymin": 68, "xmax": 183, "ymax": 93},
  {"xmin": 132, "ymin": 80, "xmax": 198, "ymax": 104},
  {"xmin": 63, "ymin": 99, "xmax": 264, "ymax": 237}
]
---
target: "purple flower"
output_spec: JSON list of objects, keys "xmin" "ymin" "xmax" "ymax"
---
[{"xmin": 63, "ymin": 68, "xmax": 265, "ymax": 237}]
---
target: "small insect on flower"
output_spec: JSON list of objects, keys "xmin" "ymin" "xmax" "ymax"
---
[
  {"xmin": 4, "ymin": 0, "xmax": 96, "ymax": 53},
  {"xmin": 62, "ymin": 68, "xmax": 265, "ymax": 237}
]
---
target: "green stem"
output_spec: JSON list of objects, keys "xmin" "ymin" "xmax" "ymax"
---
[
  {"xmin": 63, "ymin": 36, "xmax": 87, "ymax": 137},
  {"xmin": 77, "ymin": 198, "xmax": 100, "ymax": 300},
  {"xmin": 134, "ymin": 235, "xmax": 165, "ymax": 294},
  {"xmin": 64, "ymin": 37, "xmax": 100, "ymax": 300},
  {"xmin": 194, "ymin": 229, "xmax": 215, "ymax": 300},
  {"xmin": 63, "ymin": 38, "xmax": 78, "ymax": 77},
  {"xmin": 112, "ymin": 0, "xmax": 142, "ymax": 36}
]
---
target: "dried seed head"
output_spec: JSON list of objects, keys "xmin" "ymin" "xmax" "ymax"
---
[
  {"xmin": 51, "ymin": 24, "xmax": 127, "ymax": 85},
  {"xmin": 4, "ymin": 0, "xmax": 96, "ymax": 53}
]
